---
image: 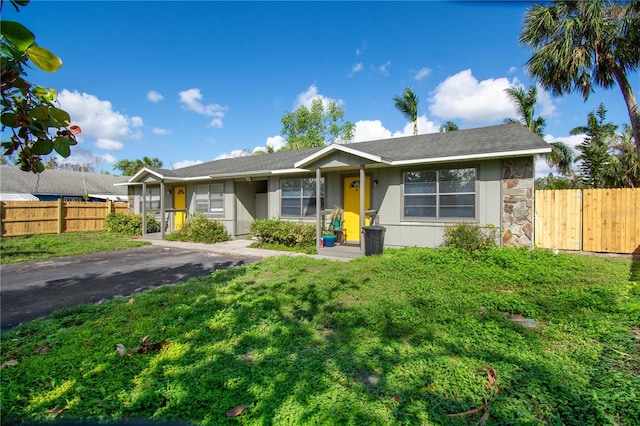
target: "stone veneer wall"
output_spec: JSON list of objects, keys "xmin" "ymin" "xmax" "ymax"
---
[{"xmin": 502, "ymin": 157, "xmax": 534, "ymax": 248}]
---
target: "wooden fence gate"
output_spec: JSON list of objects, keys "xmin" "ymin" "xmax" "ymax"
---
[{"xmin": 535, "ymin": 188, "xmax": 639, "ymax": 254}]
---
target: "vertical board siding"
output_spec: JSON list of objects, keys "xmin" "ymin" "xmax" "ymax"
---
[
  {"xmin": 535, "ymin": 188, "xmax": 639, "ymax": 254},
  {"xmin": 582, "ymin": 188, "xmax": 639, "ymax": 253},
  {"xmin": 1, "ymin": 201, "xmax": 128, "ymax": 237},
  {"xmin": 534, "ymin": 189, "xmax": 582, "ymax": 251}
]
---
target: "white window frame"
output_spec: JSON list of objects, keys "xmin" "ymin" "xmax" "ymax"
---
[
  {"xmin": 143, "ymin": 186, "xmax": 161, "ymax": 211},
  {"xmin": 280, "ymin": 177, "xmax": 325, "ymax": 217},
  {"xmin": 195, "ymin": 183, "xmax": 224, "ymax": 215},
  {"xmin": 403, "ymin": 167, "xmax": 477, "ymax": 220}
]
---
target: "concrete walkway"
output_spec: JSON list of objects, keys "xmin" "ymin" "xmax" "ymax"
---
[{"xmin": 141, "ymin": 235, "xmax": 364, "ymax": 262}]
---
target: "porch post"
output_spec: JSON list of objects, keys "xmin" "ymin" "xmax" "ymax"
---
[
  {"xmin": 142, "ymin": 182, "xmax": 147, "ymax": 237},
  {"xmin": 360, "ymin": 164, "xmax": 365, "ymax": 253},
  {"xmin": 316, "ymin": 167, "xmax": 322, "ymax": 252},
  {"xmin": 160, "ymin": 179, "xmax": 166, "ymax": 240}
]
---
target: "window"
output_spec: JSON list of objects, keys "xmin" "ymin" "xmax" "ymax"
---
[
  {"xmin": 281, "ymin": 177, "xmax": 324, "ymax": 216},
  {"xmin": 143, "ymin": 186, "xmax": 161, "ymax": 210},
  {"xmin": 403, "ymin": 168, "xmax": 476, "ymax": 219},
  {"xmin": 195, "ymin": 183, "xmax": 224, "ymax": 215}
]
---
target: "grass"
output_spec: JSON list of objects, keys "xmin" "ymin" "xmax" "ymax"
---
[
  {"xmin": 0, "ymin": 232, "xmax": 150, "ymax": 264},
  {"xmin": 1, "ymin": 246, "xmax": 639, "ymax": 425}
]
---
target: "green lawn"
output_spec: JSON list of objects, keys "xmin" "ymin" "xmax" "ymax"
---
[
  {"xmin": 1, "ymin": 247, "xmax": 638, "ymax": 425},
  {"xmin": 0, "ymin": 232, "xmax": 150, "ymax": 264}
]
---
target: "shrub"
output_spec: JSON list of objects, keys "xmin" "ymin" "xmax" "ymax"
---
[
  {"xmin": 166, "ymin": 213, "xmax": 230, "ymax": 244},
  {"xmin": 105, "ymin": 212, "xmax": 160, "ymax": 236},
  {"xmin": 250, "ymin": 218, "xmax": 316, "ymax": 248},
  {"xmin": 443, "ymin": 223, "xmax": 499, "ymax": 253}
]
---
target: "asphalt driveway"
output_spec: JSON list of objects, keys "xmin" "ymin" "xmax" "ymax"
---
[{"xmin": 0, "ymin": 245, "xmax": 259, "ymax": 331}]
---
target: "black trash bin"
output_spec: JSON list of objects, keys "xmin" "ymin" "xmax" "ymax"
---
[{"xmin": 362, "ymin": 225, "xmax": 386, "ymax": 256}]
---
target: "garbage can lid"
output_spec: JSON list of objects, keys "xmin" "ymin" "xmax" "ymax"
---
[{"xmin": 363, "ymin": 225, "xmax": 386, "ymax": 231}]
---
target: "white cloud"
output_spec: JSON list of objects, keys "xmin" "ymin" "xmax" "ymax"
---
[
  {"xmin": 147, "ymin": 90, "xmax": 164, "ymax": 103},
  {"xmin": 414, "ymin": 67, "xmax": 431, "ymax": 81},
  {"xmin": 349, "ymin": 62, "xmax": 364, "ymax": 76},
  {"xmin": 179, "ymin": 88, "xmax": 228, "ymax": 126},
  {"xmin": 152, "ymin": 127, "xmax": 172, "ymax": 135},
  {"xmin": 57, "ymin": 89, "xmax": 142, "ymax": 151},
  {"xmin": 535, "ymin": 133, "xmax": 585, "ymax": 177},
  {"xmin": 172, "ymin": 160, "xmax": 203, "ymax": 169},
  {"xmin": 266, "ymin": 135, "xmax": 286, "ymax": 151},
  {"xmin": 55, "ymin": 148, "xmax": 116, "ymax": 168},
  {"xmin": 536, "ymin": 86, "xmax": 557, "ymax": 117},
  {"xmin": 428, "ymin": 69, "xmax": 517, "ymax": 123},
  {"xmin": 508, "ymin": 66, "xmax": 518, "ymax": 74},
  {"xmin": 352, "ymin": 120, "xmax": 392, "ymax": 142},
  {"xmin": 215, "ymin": 149, "xmax": 251, "ymax": 160},
  {"xmin": 95, "ymin": 138, "xmax": 124, "ymax": 150},
  {"xmin": 379, "ymin": 61, "xmax": 391, "ymax": 76},
  {"xmin": 352, "ymin": 115, "xmax": 441, "ymax": 143},
  {"xmin": 295, "ymin": 85, "xmax": 344, "ymax": 109}
]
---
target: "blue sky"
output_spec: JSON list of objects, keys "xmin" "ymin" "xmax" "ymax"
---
[{"xmin": 5, "ymin": 0, "xmax": 638, "ymax": 176}]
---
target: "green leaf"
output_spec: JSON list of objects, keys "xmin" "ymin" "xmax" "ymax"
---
[
  {"xmin": 25, "ymin": 45, "xmax": 62, "ymax": 72},
  {"xmin": 0, "ymin": 21, "xmax": 35, "ymax": 51},
  {"xmin": 33, "ymin": 86, "xmax": 57, "ymax": 102},
  {"xmin": 49, "ymin": 107, "xmax": 70, "ymax": 125},
  {"xmin": 31, "ymin": 138, "xmax": 54, "ymax": 155},
  {"xmin": 29, "ymin": 106, "xmax": 50, "ymax": 121},
  {"xmin": 1, "ymin": 112, "xmax": 19, "ymax": 127},
  {"xmin": 53, "ymin": 136, "xmax": 72, "ymax": 157}
]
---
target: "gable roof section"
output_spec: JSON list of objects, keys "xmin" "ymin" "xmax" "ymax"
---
[
  {"xmin": 0, "ymin": 166, "xmax": 129, "ymax": 197},
  {"xmin": 127, "ymin": 124, "xmax": 551, "ymax": 183},
  {"xmin": 297, "ymin": 123, "xmax": 551, "ymax": 168}
]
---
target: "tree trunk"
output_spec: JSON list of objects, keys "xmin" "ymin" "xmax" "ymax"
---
[{"xmin": 612, "ymin": 66, "xmax": 640, "ymax": 159}]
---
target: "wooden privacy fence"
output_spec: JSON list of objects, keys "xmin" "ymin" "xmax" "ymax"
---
[
  {"xmin": 1, "ymin": 200, "xmax": 128, "ymax": 237},
  {"xmin": 535, "ymin": 188, "xmax": 639, "ymax": 254}
]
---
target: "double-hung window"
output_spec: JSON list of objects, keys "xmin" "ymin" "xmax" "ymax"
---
[
  {"xmin": 195, "ymin": 183, "xmax": 224, "ymax": 215},
  {"xmin": 281, "ymin": 177, "xmax": 325, "ymax": 217},
  {"xmin": 143, "ymin": 186, "xmax": 161, "ymax": 210},
  {"xmin": 403, "ymin": 168, "xmax": 476, "ymax": 219}
]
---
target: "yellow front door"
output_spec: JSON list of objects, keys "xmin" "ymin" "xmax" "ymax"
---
[
  {"xmin": 343, "ymin": 176, "xmax": 370, "ymax": 243},
  {"xmin": 173, "ymin": 186, "xmax": 186, "ymax": 229}
]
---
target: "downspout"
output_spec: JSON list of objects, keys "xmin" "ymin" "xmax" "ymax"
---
[
  {"xmin": 142, "ymin": 182, "xmax": 147, "ymax": 238},
  {"xmin": 160, "ymin": 179, "xmax": 165, "ymax": 240},
  {"xmin": 360, "ymin": 164, "xmax": 365, "ymax": 253},
  {"xmin": 316, "ymin": 167, "xmax": 322, "ymax": 252}
]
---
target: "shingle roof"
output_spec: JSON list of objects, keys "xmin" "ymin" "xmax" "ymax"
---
[
  {"xmin": 134, "ymin": 123, "xmax": 550, "ymax": 181},
  {"xmin": 0, "ymin": 166, "xmax": 129, "ymax": 196}
]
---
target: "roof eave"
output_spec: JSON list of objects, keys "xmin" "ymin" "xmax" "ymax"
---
[{"xmin": 390, "ymin": 148, "xmax": 552, "ymax": 166}]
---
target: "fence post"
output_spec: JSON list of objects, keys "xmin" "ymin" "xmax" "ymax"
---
[
  {"xmin": 108, "ymin": 200, "xmax": 113, "ymax": 213},
  {"xmin": 57, "ymin": 198, "xmax": 64, "ymax": 234}
]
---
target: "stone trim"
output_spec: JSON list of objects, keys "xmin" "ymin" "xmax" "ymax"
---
[{"xmin": 502, "ymin": 157, "xmax": 534, "ymax": 248}]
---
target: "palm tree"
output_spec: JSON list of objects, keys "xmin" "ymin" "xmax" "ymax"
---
[
  {"xmin": 520, "ymin": 0, "xmax": 640, "ymax": 159},
  {"xmin": 439, "ymin": 121, "xmax": 459, "ymax": 133},
  {"xmin": 393, "ymin": 87, "xmax": 419, "ymax": 136},
  {"xmin": 572, "ymin": 103, "xmax": 618, "ymax": 188},
  {"xmin": 504, "ymin": 85, "xmax": 546, "ymax": 136},
  {"xmin": 503, "ymin": 84, "xmax": 571, "ymax": 175},
  {"xmin": 547, "ymin": 141, "xmax": 575, "ymax": 176}
]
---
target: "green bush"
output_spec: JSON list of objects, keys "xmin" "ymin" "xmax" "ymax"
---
[
  {"xmin": 443, "ymin": 222, "xmax": 499, "ymax": 253},
  {"xmin": 250, "ymin": 218, "xmax": 316, "ymax": 248},
  {"xmin": 105, "ymin": 212, "xmax": 160, "ymax": 236},
  {"xmin": 166, "ymin": 213, "xmax": 230, "ymax": 244}
]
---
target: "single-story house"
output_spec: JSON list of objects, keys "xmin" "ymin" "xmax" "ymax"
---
[
  {"xmin": 120, "ymin": 123, "xmax": 551, "ymax": 250},
  {"xmin": 0, "ymin": 166, "xmax": 129, "ymax": 202}
]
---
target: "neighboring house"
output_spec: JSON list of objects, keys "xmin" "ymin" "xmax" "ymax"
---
[
  {"xmin": 122, "ymin": 124, "xmax": 551, "ymax": 249},
  {"xmin": 0, "ymin": 166, "xmax": 129, "ymax": 202}
]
